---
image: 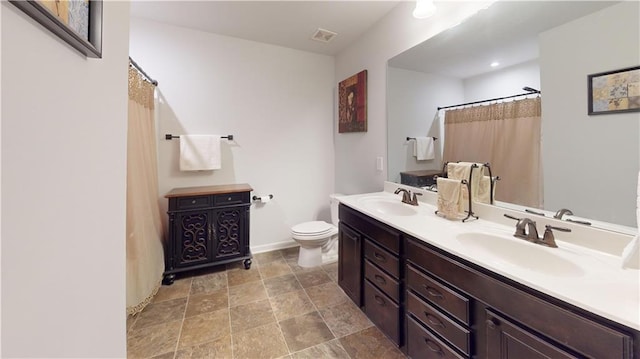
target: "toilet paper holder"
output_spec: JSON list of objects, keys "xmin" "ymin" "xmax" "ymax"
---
[{"xmin": 252, "ymin": 194, "xmax": 274, "ymax": 202}]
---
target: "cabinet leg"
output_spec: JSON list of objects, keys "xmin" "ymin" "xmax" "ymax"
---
[
  {"xmin": 162, "ymin": 273, "xmax": 176, "ymax": 285},
  {"xmin": 243, "ymin": 259, "xmax": 252, "ymax": 270}
]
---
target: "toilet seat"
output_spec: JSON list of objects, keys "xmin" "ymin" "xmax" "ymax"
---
[{"xmin": 292, "ymin": 221, "xmax": 337, "ymax": 240}]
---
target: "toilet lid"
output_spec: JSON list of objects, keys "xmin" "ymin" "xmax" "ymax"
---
[{"xmin": 292, "ymin": 221, "xmax": 334, "ymax": 235}]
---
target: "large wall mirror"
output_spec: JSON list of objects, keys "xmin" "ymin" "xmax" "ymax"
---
[{"xmin": 387, "ymin": 1, "xmax": 640, "ymax": 232}]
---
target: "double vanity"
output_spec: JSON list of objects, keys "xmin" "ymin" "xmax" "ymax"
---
[{"xmin": 337, "ymin": 183, "xmax": 639, "ymax": 358}]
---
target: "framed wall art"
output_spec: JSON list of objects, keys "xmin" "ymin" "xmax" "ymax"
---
[
  {"xmin": 338, "ymin": 70, "xmax": 368, "ymax": 133},
  {"xmin": 588, "ymin": 65, "xmax": 640, "ymax": 115},
  {"xmin": 10, "ymin": 0, "xmax": 103, "ymax": 58}
]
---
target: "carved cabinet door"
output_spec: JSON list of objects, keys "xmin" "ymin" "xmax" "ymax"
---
[
  {"xmin": 212, "ymin": 207, "xmax": 247, "ymax": 260},
  {"xmin": 175, "ymin": 210, "xmax": 213, "ymax": 267}
]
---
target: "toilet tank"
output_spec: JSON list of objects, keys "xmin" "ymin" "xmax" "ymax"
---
[{"xmin": 329, "ymin": 194, "xmax": 342, "ymax": 226}]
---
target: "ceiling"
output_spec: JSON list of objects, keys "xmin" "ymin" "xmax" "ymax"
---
[
  {"xmin": 388, "ymin": 1, "xmax": 619, "ymax": 79},
  {"xmin": 130, "ymin": 1, "xmax": 401, "ymax": 56}
]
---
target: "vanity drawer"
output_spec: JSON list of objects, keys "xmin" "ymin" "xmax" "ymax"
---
[
  {"xmin": 364, "ymin": 280, "xmax": 400, "ymax": 344},
  {"xmin": 407, "ymin": 265, "xmax": 470, "ymax": 325},
  {"xmin": 365, "ymin": 259, "xmax": 399, "ymax": 303},
  {"xmin": 407, "ymin": 316, "xmax": 466, "ymax": 359},
  {"xmin": 213, "ymin": 192, "xmax": 249, "ymax": 206},
  {"xmin": 364, "ymin": 239, "xmax": 399, "ymax": 278},
  {"xmin": 176, "ymin": 195, "xmax": 211, "ymax": 210},
  {"xmin": 408, "ymin": 291, "xmax": 471, "ymax": 355}
]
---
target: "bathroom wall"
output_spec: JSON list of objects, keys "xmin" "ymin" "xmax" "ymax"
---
[
  {"xmin": 129, "ymin": 18, "xmax": 335, "ymax": 252},
  {"xmin": 540, "ymin": 2, "xmax": 640, "ymax": 227},
  {"xmin": 463, "ymin": 60, "xmax": 540, "ymax": 102},
  {"xmin": 386, "ymin": 67, "xmax": 463, "ymax": 182},
  {"xmin": 1, "ymin": 1, "xmax": 130, "ymax": 357},
  {"xmin": 334, "ymin": 1, "xmax": 496, "ymax": 194}
]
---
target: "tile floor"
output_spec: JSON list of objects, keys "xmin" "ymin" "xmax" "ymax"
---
[{"xmin": 127, "ymin": 247, "xmax": 407, "ymax": 359}]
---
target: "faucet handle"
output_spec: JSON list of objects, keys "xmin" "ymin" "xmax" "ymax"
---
[
  {"xmin": 540, "ymin": 225, "xmax": 571, "ymax": 248},
  {"xmin": 411, "ymin": 192, "xmax": 422, "ymax": 205},
  {"xmin": 503, "ymin": 214, "xmax": 521, "ymax": 221}
]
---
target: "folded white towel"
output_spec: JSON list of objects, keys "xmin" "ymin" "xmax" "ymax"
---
[
  {"xmin": 436, "ymin": 177, "xmax": 464, "ymax": 220},
  {"xmin": 476, "ymin": 175, "xmax": 494, "ymax": 204},
  {"xmin": 179, "ymin": 135, "xmax": 221, "ymax": 171},
  {"xmin": 413, "ymin": 137, "xmax": 435, "ymax": 161}
]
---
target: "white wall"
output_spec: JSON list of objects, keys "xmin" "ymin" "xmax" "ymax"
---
[
  {"xmin": 540, "ymin": 2, "xmax": 640, "ymax": 227},
  {"xmin": 1, "ymin": 2, "xmax": 130, "ymax": 357},
  {"xmin": 334, "ymin": 1, "xmax": 496, "ymax": 194},
  {"xmin": 464, "ymin": 60, "xmax": 540, "ymax": 102},
  {"xmin": 387, "ymin": 67, "xmax": 463, "ymax": 182},
  {"xmin": 129, "ymin": 18, "xmax": 335, "ymax": 252}
]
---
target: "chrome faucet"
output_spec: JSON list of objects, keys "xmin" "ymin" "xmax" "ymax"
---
[
  {"xmin": 554, "ymin": 208, "xmax": 573, "ymax": 219},
  {"xmin": 394, "ymin": 188, "xmax": 421, "ymax": 206}
]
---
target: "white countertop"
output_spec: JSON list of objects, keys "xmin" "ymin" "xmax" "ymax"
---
[{"xmin": 338, "ymin": 188, "xmax": 640, "ymax": 331}]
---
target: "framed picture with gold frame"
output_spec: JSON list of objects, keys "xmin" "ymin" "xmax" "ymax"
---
[
  {"xmin": 338, "ymin": 70, "xmax": 368, "ymax": 133},
  {"xmin": 10, "ymin": 0, "xmax": 102, "ymax": 58},
  {"xmin": 588, "ymin": 65, "xmax": 640, "ymax": 115}
]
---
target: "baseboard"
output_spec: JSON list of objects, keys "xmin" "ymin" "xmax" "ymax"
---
[{"xmin": 250, "ymin": 240, "xmax": 299, "ymax": 254}]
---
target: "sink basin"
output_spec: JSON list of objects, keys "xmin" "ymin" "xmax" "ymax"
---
[
  {"xmin": 456, "ymin": 232, "xmax": 584, "ymax": 277},
  {"xmin": 358, "ymin": 197, "xmax": 418, "ymax": 216}
]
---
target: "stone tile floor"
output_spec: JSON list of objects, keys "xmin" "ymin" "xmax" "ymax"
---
[{"xmin": 127, "ymin": 247, "xmax": 407, "ymax": 359}]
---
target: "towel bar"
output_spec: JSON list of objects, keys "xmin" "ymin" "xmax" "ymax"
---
[
  {"xmin": 165, "ymin": 134, "xmax": 233, "ymax": 140},
  {"xmin": 406, "ymin": 136, "xmax": 437, "ymax": 141}
]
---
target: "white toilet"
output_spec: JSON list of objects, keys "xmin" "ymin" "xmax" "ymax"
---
[{"xmin": 291, "ymin": 194, "xmax": 341, "ymax": 267}]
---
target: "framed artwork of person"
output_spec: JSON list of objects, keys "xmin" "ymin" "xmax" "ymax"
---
[{"xmin": 338, "ymin": 70, "xmax": 368, "ymax": 133}]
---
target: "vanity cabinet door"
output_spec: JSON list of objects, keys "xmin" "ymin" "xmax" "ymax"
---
[
  {"xmin": 338, "ymin": 222, "xmax": 362, "ymax": 306},
  {"xmin": 174, "ymin": 210, "xmax": 214, "ymax": 267},
  {"xmin": 485, "ymin": 310, "xmax": 579, "ymax": 359}
]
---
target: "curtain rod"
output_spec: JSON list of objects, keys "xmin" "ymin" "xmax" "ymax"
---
[
  {"xmin": 129, "ymin": 57, "xmax": 158, "ymax": 86},
  {"xmin": 437, "ymin": 87, "xmax": 540, "ymax": 111}
]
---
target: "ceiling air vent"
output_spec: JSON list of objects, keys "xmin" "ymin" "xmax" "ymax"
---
[{"xmin": 311, "ymin": 28, "xmax": 337, "ymax": 43}]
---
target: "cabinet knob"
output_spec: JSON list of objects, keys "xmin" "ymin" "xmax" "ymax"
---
[
  {"xmin": 191, "ymin": 200, "xmax": 196, "ymax": 204},
  {"xmin": 486, "ymin": 317, "xmax": 500, "ymax": 330}
]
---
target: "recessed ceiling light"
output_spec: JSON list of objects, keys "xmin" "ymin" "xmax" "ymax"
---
[{"xmin": 490, "ymin": 62, "xmax": 500, "ymax": 67}]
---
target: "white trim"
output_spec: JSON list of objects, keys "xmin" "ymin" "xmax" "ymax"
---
[{"xmin": 251, "ymin": 240, "xmax": 298, "ymax": 254}]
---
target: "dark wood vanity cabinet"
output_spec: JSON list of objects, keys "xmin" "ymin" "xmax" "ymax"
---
[
  {"xmin": 337, "ymin": 204, "xmax": 639, "ymax": 358},
  {"xmin": 338, "ymin": 222, "xmax": 362, "ymax": 306},
  {"xmin": 163, "ymin": 184, "xmax": 253, "ymax": 284},
  {"xmin": 338, "ymin": 204, "xmax": 404, "ymax": 345},
  {"xmin": 406, "ymin": 236, "xmax": 638, "ymax": 359}
]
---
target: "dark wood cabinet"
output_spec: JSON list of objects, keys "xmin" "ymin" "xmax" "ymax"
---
[
  {"xmin": 338, "ymin": 204, "xmax": 403, "ymax": 345},
  {"xmin": 337, "ymin": 204, "xmax": 639, "ymax": 358},
  {"xmin": 485, "ymin": 309, "xmax": 578, "ymax": 359},
  {"xmin": 338, "ymin": 222, "xmax": 362, "ymax": 306},
  {"xmin": 163, "ymin": 184, "xmax": 253, "ymax": 284},
  {"xmin": 406, "ymin": 236, "xmax": 638, "ymax": 359}
]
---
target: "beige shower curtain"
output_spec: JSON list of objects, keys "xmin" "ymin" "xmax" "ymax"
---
[
  {"xmin": 443, "ymin": 97, "xmax": 542, "ymax": 208},
  {"xmin": 126, "ymin": 65, "xmax": 164, "ymax": 315}
]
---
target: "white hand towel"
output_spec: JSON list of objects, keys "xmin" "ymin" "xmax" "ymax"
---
[
  {"xmin": 622, "ymin": 170, "xmax": 640, "ymax": 269},
  {"xmin": 179, "ymin": 135, "xmax": 221, "ymax": 171},
  {"xmin": 476, "ymin": 175, "xmax": 494, "ymax": 204},
  {"xmin": 413, "ymin": 137, "xmax": 435, "ymax": 161},
  {"xmin": 436, "ymin": 177, "xmax": 464, "ymax": 220}
]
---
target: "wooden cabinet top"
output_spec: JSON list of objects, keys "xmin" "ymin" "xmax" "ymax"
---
[{"xmin": 165, "ymin": 183, "xmax": 253, "ymax": 198}]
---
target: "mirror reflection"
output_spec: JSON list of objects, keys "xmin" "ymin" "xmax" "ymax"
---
[{"xmin": 387, "ymin": 1, "xmax": 640, "ymax": 231}]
